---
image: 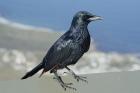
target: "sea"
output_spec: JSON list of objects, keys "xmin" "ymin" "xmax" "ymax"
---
[{"xmin": 0, "ymin": 0, "xmax": 140, "ymax": 53}]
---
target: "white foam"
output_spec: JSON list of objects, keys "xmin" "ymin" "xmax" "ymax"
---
[
  {"xmin": 0, "ymin": 17, "xmax": 9, "ymax": 24},
  {"xmin": 0, "ymin": 48, "xmax": 140, "ymax": 75}
]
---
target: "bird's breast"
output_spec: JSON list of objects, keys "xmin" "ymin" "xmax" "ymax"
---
[{"xmin": 73, "ymin": 30, "xmax": 90, "ymax": 52}]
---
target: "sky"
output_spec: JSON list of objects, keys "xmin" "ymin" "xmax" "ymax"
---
[{"xmin": 0, "ymin": 0, "xmax": 140, "ymax": 53}]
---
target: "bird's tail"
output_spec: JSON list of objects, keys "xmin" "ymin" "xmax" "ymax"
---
[{"xmin": 21, "ymin": 63, "xmax": 44, "ymax": 79}]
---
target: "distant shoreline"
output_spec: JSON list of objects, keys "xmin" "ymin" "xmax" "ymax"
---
[
  {"xmin": 0, "ymin": 16, "xmax": 140, "ymax": 53},
  {"xmin": 0, "ymin": 17, "xmax": 59, "ymax": 32}
]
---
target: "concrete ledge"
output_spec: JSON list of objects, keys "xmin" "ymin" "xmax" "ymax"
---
[{"xmin": 0, "ymin": 71, "xmax": 140, "ymax": 93}]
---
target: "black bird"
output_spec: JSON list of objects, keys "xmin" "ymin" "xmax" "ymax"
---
[{"xmin": 21, "ymin": 11, "xmax": 102, "ymax": 90}]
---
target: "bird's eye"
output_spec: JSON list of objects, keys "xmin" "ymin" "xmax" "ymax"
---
[{"xmin": 83, "ymin": 15, "xmax": 91, "ymax": 20}]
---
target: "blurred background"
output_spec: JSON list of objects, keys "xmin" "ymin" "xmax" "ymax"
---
[{"xmin": 0, "ymin": 0, "xmax": 140, "ymax": 80}]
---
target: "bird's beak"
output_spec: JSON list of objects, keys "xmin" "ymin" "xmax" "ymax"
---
[{"xmin": 88, "ymin": 16, "xmax": 103, "ymax": 21}]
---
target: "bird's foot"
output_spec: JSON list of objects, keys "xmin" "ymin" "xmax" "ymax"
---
[
  {"xmin": 53, "ymin": 77, "xmax": 76, "ymax": 91},
  {"xmin": 60, "ymin": 83, "xmax": 77, "ymax": 91},
  {"xmin": 74, "ymin": 75, "xmax": 88, "ymax": 83},
  {"xmin": 63, "ymin": 72, "xmax": 69, "ymax": 75},
  {"xmin": 63, "ymin": 71, "xmax": 88, "ymax": 83}
]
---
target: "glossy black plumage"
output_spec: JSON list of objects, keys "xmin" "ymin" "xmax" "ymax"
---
[{"xmin": 21, "ymin": 11, "xmax": 102, "ymax": 90}]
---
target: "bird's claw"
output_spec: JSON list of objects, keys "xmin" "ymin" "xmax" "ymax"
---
[
  {"xmin": 63, "ymin": 82, "xmax": 73, "ymax": 85},
  {"xmin": 53, "ymin": 77, "xmax": 57, "ymax": 79},
  {"xmin": 63, "ymin": 72, "xmax": 68, "ymax": 75},
  {"xmin": 53, "ymin": 77, "xmax": 75, "ymax": 90},
  {"xmin": 61, "ymin": 83, "xmax": 77, "ymax": 91},
  {"xmin": 74, "ymin": 75, "xmax": 88, "ymax": 83}
]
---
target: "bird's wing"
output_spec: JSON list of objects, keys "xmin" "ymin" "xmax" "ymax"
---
[{"xmin": 45, "ymin": 33, "xmax": 75, "ymax": 65}]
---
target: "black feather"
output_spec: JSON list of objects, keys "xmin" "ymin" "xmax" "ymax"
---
[{"xmin": 21, "ymin": 11, "xmax": 101, "ymax": 79}]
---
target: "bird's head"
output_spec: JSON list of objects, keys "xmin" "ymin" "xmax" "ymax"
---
[{"xmin": 71, "ymin": 11, "xmax": 102, "ymax": 27}]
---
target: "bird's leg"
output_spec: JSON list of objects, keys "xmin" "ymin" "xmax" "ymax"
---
[
  {"xmin": 65, "ymin": 66, "xmax": 88, "ymax": 83},
  {"xmin": 53, "ymin": 71, "xmax": 76, "ymax": 91}
]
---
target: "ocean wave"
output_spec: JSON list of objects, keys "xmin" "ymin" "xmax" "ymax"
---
[{"xmin": 0, "ymin": 48, "xmax": 140, "ymax": 75}]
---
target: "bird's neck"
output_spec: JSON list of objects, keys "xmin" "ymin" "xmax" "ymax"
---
[
  {"xmin": 70, "ymin": 25, "xmax": 87, "ymax": 32},
  {"xmin": 69, "ymin": 23, "xmax": 90, "ymax": 42},
  {"xmin": 70, "ymin": 18, "xmax": 88, "ymax": 30},
  {"xmin": 70, "ymin": 23, "xmax": 88, "ymax": 32}
]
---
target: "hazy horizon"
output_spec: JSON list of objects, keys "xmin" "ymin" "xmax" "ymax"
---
[{"xmin": 0, "ymin": 0, "xmax": 140, "ymax": 53}]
